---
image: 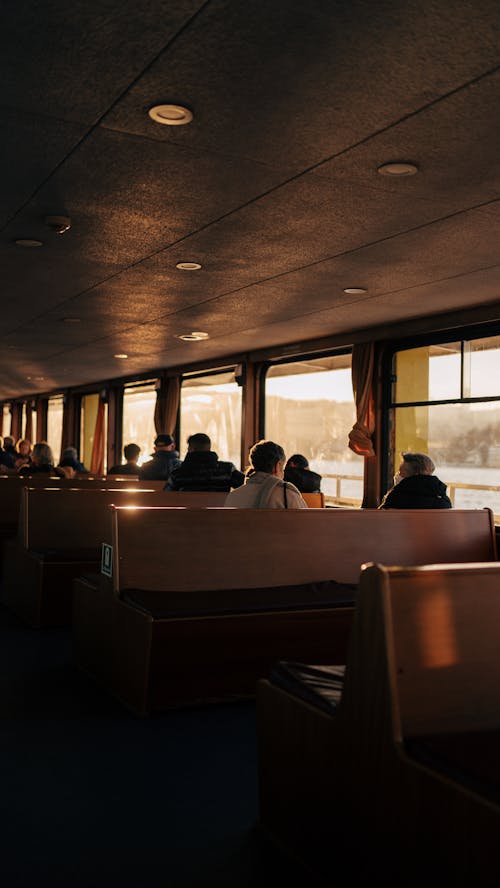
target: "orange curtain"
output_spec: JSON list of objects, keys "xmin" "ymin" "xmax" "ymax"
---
[
  {"xmin": 154, "ymin": 376, "xmax": 180, "ymax": 436},
  {"xmin": 348, "ymin": 343, "xmax": 376, "ymax": 457},
  {"xmin": 90, "ymin": 396, "xmax": 106, "ymax": 474},
  {"xmin": 24, "ymin": 402, "xmax": 33, "ymax": 444}
]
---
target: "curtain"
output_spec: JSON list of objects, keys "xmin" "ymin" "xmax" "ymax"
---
[
  {"xmin": 60, "ymin": 394, "xmax": 77, "ymax": 461},
  {"xmin": 24, "ymin": 402, "xmax": 33, "ymax": 444},
  {"xmin": 90, "ymin": 396, "xmax": 106, "ymax": 474},
  {"xmin": 154, "ymin": 376, "xmax": 180, "ymax": 437},
  {"xmin": 348, "ymin": 343, "xmax": 376, "ymax": 458},
  {"xmin": 10, "ymin": 402, "xmax": 23, "ymax": 441}
]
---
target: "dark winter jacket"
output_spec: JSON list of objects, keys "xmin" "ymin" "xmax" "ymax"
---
[
  {"xmin": 284, "ymin": 465, "xmax": 322, "ymax": 494},
  {"xmin": 167, "ymin": 451, "xmax": 244, "ymax": 492},
  {"xmin": 138, "ymin": 450, "xmax": 181, "ymax": 482},
  {"xmin": 379, "ymin": 474, "xmax": 452, "ymax": 510},
  {"xmin": 107, "ymin": 462, "xmax": 140, "ymax": 476}
]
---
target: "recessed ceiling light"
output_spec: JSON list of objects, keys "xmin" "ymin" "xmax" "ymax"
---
[
  {"xmin": 114, "ymin": 353, "xmax": 128, "ymax": 359},
  {"xmin": 377, "ymin": 162, "xmax": 418, "ymax": 177},
  {"xmin": 63, "ymin": 317, "xmax": 81, "ymax": 323},
  {"xmin": 343, "ymin": 287, "xmax": 368, "ymax": 295},
  {"xmin": 148, "ymin": 104, "xmax": 193, "ymax": 126},
  {"xmin": 176, "ymin": 261, "xmax": 202, "ymax": 270},
  {"xmin": 35, "ymin": 376, "xmax": 45, "ymax": 381},
  {"xmin": 177, "ymin": 331, "xmax": 210, "ymax": 342},
  {"xmin": 15, "ymin": 238, "xmax": 43, "ymax": 248}
]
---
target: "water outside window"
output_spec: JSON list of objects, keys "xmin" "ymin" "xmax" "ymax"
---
[
  {"xmin": 122, "ymin": 382, "xmax": 157, "ymax": 466},
  {"xmin": 392, "ymin": 336, "xmax": 500, "ymax": 517},
  {"xmin": 265, "ymin": 353, "xmax": 362, "ymax": 506},
  {"xmin": 47, "ymin": 396, "xmax": 64, "ymax": 461},
  {"xmin": 180, "ymin": 371, "xmax": 242, "ymax": 467}
]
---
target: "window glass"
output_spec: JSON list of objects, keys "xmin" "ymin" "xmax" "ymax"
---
[
  {"xmin": 122, "ymin": 382, "xmax": 157, "ymax": 467},
  {"xmin": 393, "ymin": 402, "xmax": 500, "ymax": 515},
  {"xmin": 21, "ymin": 403, "xmax": 27, "ymax": 441},
  {"xmin": 2, "ymin": 404, "xmax": 11, "ymax": 437},
  {"xmin": 47, "ymin": 396, "xmax": 64, "ymax": 460},
  {"xmin": 180, "ymin": 371, "xmax": 242, "ymax": 467},
  {"xmin": 265, "ymin": 353, "xmax": 362, "ymax": 506},
  {"xmin": 394, "ymin": 343, "xmax": 461, "ymax": 403},
  {"xmin": 469, "ymin": 336, "xmax": 500, "ymax": 398},
  {"xmin": 80, "ymin": 394, "xmax": 107, "ymax": 472}
]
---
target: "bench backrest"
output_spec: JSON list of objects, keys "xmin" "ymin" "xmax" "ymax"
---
[
  {"xmin": 301, "ymin": 492, "xmax": 325, "ymax": 508},
  {"xmin": 20, "ymin": 488, "xmax": 227, "ymax": 550},
  {"xmin": 110, "ymin": 507, "xmax": 497, "ymax": 593},
  {"xmin": 375, "ymin": 562, "xmax": 500, "ymax": 737}
]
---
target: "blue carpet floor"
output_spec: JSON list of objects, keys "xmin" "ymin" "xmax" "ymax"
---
[{"xmin": 0, "ymin": 604, "xmax": 323, "ymax": 887}]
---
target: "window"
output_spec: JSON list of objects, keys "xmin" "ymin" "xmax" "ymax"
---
[
  {"xmin": 47, "ymin": 396, "xmax": 64, "ymax": 460},
  {"xmin": 264, "ymin": 353, "xmax": 361, "ymax": 506},
  {"xmin": 2, "ymin": 404, "xmax": 11, "ymax": 437},
  {"xmin": 80, "ymin": 393, "xmax": 107, "ymax": 472},
  {"xmin": 180, "ymin": 370, "xmax": 242, "ymax": 467},
  {"xmin": 122, "ymin": 382, "xmax": 157, "ymax": 466},
  {"xmin": 391, "ymin": 335, "xmax": 500, "ymax": 516}
]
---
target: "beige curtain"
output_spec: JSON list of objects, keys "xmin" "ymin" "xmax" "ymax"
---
[
  {"xmin": 154, "ymin": 376, "xmax": 180, "ymax": 437},
  {"xmin": 90, "ymin": 396, "xmax": 106, "ymax": 474},
  {"xmin": 60, "ymin": 394, "xmax": 77, "ymax": 462},
  {"xmin": 348, "ymin": 343, "xmax": 376, "ymax": 457}
]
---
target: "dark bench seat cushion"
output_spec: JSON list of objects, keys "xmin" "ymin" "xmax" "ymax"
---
[
  {"xmin": 121, "ymin": 580, "xmax": 357, "ymax": 619},
  {"xmin": 406, "ymin": 730, "xmax": 500, "ymax": 806},
  {"xmin": 269, "ymin": 661, "xmax": 345, "ymax": 715}
]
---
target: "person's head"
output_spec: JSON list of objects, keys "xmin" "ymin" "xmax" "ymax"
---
[
  {"xmin": 187, "ymin": 433, "xmax": 211, "ymax": 453},
  {"xmin": 398, "ymin": 452, "xmax": 435, "ymax": 479},
  {"xmin": 4, "ymin": 436, "xmax": 14, "ymax": 449},
  {"xmin": 62, "ymin": 447, "xmax": 78, "ymax": 462},
  {"xmin": 154, "ymin": 434, "xmax": 175, "ymax": 452},
  {"xmin": 32, "ymin": 442, "xmax": 54, "ymax": 467},
  {"xmin": 286, "ymin": 454, "xmax": 309, "ymax": 471},
  {"xmin": 16, "ymin": 438, "xmax": 31, "ymax": 457},
  {"xmin": 249, "ymin": 440, "xmax": 286, "ymax": 478},
  {"xmin": 124, "ymin": 443, "xmax": 140, "ymax": 463}
]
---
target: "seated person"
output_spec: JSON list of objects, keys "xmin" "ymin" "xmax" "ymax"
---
[
  {"xmin": 58, "ymin": 446, "xmax": 88, "ymax": 474},
  {"xmin": 108, "ymin": 443, "xmax": 141, "ymax": 476},
  {"xmin": 0, "ymin": 435, "xmax": 16, "ymax": 471},
  {"xmin": 224, "ymin": 440, "xmax": 307, "ymax": 508},
  {"xmin": 168, "ymin": 433, "xmax": 244, "ymax": 492},
  {"xmin": 139, "ymin": 434, "xmax": 181, "ymax": 482},
  {"xmin": 379, "ymin": 452, "xmax": 452, "ymax": 509},
  {"xmin": 284, "ymin": 454, "xmax": 322, "ymax": 493},
  {"xmin": 15, "ymin": 438, "xmax": 32, "ymax": 471},
  {"xmin": 18, "ymin": 442, "xmax": 65, "ymax": 477}
]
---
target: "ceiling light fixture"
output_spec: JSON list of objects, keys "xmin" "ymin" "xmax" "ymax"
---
[
  {"xmin": 343, "ymin": 287, "xmax": 367, "ymax": 295},
  {"xmin": 114, "ymin": 353, "xmax": 128, "ymax": 359},
  {"xmin": 148, "ymin": 104, "xmax": 193, "ymax": 126},
  {"xmin": 15, "ymin": 238, "xmax": 43, "ymax": 248},
  {"xmin": 175, "ymin": 261, "xmax": 202, "ymax": 270},
  {"xmin": 177, "ymin": 331, "xmax": 210, "ymax": 342},
  {"xmin": 377, "ymin": 162, "xmax": 418, "ymax": 177}
]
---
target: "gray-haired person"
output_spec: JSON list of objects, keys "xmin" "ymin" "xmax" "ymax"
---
[{"xmin": 379, "ymin": 452, "xmax": 451, "ymax": 509}]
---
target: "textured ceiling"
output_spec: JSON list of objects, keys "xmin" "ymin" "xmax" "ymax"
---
[{"xmin": 1, "ymin": 0, "xmax": 499, "ymax": 398}]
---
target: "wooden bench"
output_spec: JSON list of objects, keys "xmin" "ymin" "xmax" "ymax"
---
[
  {"xmin": 258, "ymin": 560, "xmax": 500, "ymax": 885},
  {"xmin": 73, "ymin": 507, "xmax": 497, "ymax": 715},
  {"xmin": 300, "ymin": 491, "xmax": 325, "ymax": 508},
  {"xmin": 2, "ymin": 487, "xmax": 227, "ymax": 627}
]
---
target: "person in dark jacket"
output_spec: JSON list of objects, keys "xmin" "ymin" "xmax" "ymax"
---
[
  {"xmin": 168, "ymin": 433, "xmax": 244, "ymax": 492},
  {"xmin": 108, "ymin": 443, "xmax": 141, "ymax": 476},
  {"xmin": 139, "ymin": 434, "xmax": 181, "ymax": 482},
  {"xmin": 284, "ymin": 454, "xmax": 322, "ymax": 493},
  {"xmin": 379, "ymin": 452, "xmax": 452, "ymax": 510},
  {"xmin": 58, "ymin": 446, "xmax": 88, "ymax": 474}
]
